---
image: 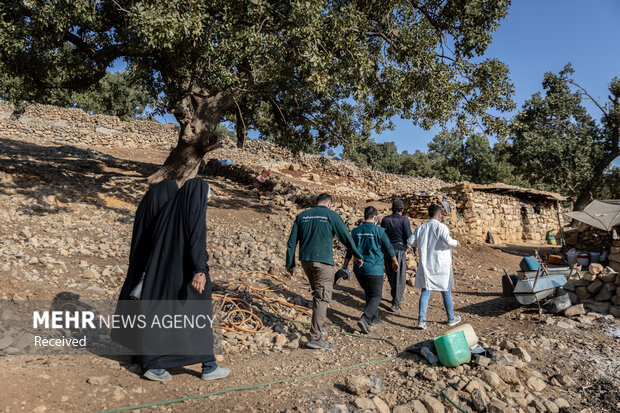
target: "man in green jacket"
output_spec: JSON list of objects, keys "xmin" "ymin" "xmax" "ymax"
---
[
  {"xmin": 342, "ymin": 206, "xmax": 399, "ymax": 334},
  {"xmin": 285, "ymin": 193, "xmax": 363, "ymax": 350}
]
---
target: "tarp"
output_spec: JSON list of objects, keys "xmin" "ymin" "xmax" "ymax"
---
[{"xmin": 564, "ymin": 200, "xmax": 620, "ymax": 231}]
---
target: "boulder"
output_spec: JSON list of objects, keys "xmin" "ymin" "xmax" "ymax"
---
[
  {"xmin": 587, "ymin": 279, "xmax": 603, "ymax": 294},
  {"xmin": 372, "ymin": 396, "xmax": 390, "ymax": 413},
  {"xmin": 353, "ymin": 398, "xmax": 375, "ymax": 410},
  {"xmin": 588, "ymin": 263, "xmax": 603, "ymax": 275},
  {"xmin": 554, "ymin": 398, "xmax": 570, "ymax": 409},
  {"xmin": 598, "ymin": 271, "xmax": 616, "ymax": 283},
  {"xmin": 594, "ymin": 287, "xmax": 613, "ymax": 302},
  {"xmin": 420, "ymin": 395, "xmax": 445, "ymax": 413},
  {"xmin": 345, "ymin": 375, "xmax": 373, "ymax": 395},
  {"xmin": 470, "ymin": 388, "xmax": 489, "ymax": 412},
  {"xmin": 564, "ymin": 304, "xmax": 585, "ymax": 317},
  {"xmin": 495, "ymin": 365, "xmax": 520, "ymax": 384},
  {"xmin": 526, "ymin": 376, "xmax": 547, "ymax": 392},
  {"xmin": 345, "ymin": 374, "xmax": 383, "ymax": 395},
  {"xmin": 481, "ymin": 370, "xmax": 501, "ymax": 388},
  {"xmin": 575, "ymin": 287, "xmax": 591, "ymax": 301},
  {"xmin": 582, "ymin": 272, "xmax": 597, "ymax": 282},
  {"xmin": 411, "ymin": 400, "xmax": 429, "ymax": 413},
  {"xmin": 487, "ymin": 400, "xmax": 509, "ymax": 413},
  {"xmin": 584, "ymin": 301, "xmax": 610, "ymax": 314},
  {"xmin": 422, "ymin": 368, "xmax": 438, "ymax": 382},
  {"xmin": 510, "ymin": 346, "xmax": 532, "ymax": 363},
  {"xmin": 562, "ymin": 279, "xmax": 577, "ymax": 292}
]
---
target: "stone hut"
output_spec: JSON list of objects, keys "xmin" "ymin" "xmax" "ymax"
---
[{"xmin": 402, "ymin": 182, "xmax": 569, "ymax": 244}]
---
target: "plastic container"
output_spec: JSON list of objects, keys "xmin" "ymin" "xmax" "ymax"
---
[
  {"xmin": 433, "ymin": 331, "xmax": 471, "ymax": 367},
  {"xmin": 549, "ymin": 255, "xmax": 564, "ymax": 265},
  {"xmin": 445, "ymin": 323, "xmax": 479, "ymax": 348},
  {"xmin": 589, "ymin": 252, "xmax": 601, "ymax": 263},
  {"xmin": 577, "ymin": 254, "xmax": 589, "ymax": 267},
  {"xmin": 520, "ymin": 256, "xmax": 542, "ymax": 271},
  {"xmin": 566, "ymin": 249, "xmax": 578, "ymax": 266}
]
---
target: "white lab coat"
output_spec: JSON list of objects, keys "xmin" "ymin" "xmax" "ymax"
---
[{"xmin": 407, "ymin": 219, "xmax": 458, "ymax": 291}]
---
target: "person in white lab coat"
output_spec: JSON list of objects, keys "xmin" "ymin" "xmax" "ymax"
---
[{"xmin": 407, "ymin": 204, "xmax": 461, "ymax": 329}]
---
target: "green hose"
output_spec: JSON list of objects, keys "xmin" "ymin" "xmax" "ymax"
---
[
  {"xmin": 441, "ymin": 391, "xmax": 467, "ymax": 413},
  {"xmin": 98, "ymin": 329, "xmax": 398, "ymax": 413},
  {"xmin": 97, "ymin": 279, "xmax": 400, "ymax": 413}
]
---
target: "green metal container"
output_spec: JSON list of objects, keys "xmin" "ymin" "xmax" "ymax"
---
[{"xmin": 433, "ymin": 331, "xmax": 471, "ymax": 367}]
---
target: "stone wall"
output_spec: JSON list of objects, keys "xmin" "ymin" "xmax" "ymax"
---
[
  {"xmin": 402, "ymin": 183, "xmax": 563, "ymax": 243},
  {"xmin": 562, "ymin": 264, "xmax": 620, "ymax": 318},
  {"xmin": 0, "ymin": 101, "xmax": 178, "ymax": 149}
]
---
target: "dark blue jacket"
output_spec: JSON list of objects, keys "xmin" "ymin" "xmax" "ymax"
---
[{"xmin": 381, "ymin": 213, "xmax": 412, "ymax": 251}]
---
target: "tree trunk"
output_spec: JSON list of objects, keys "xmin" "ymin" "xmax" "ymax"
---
[
  {"xmin": 573, "ymin": 151, "xmax": 620, "ymax": 211},
  {"xmin": 236, "ymin": 109, "xmax": 246, "ymax": 149},
  {"xmin": 148, "ymin": 90, "xmax": 234, "ymax": 186},
  {"xmin": 573, "ymin": 189, "xmax": 594, "ymax": 212}
]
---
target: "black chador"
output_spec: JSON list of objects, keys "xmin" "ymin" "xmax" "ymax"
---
[
  {"xmin": 138, "ymin": 178, "xmax": 215, "ymax": 371},
  {"xmin": 112, "ymin": 179, "xmax": 178, "ymax": 349}
]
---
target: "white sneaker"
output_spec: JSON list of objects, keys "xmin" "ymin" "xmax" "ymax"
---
[{"xmin": 201, "ymin": 366, "xmax": 230, "ymax": 381}]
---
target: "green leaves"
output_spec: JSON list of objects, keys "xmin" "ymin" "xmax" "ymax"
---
[
  {"xmin": 0, "ymin": 70, "xmax": 156, "ymax": 121},
  {"xmin": 510, "ymin": 65, "xmax": 619, "ymax": 205},
  {"xmin": 1, "ymin": 0, "xmax": 515, "ymax": 155}
]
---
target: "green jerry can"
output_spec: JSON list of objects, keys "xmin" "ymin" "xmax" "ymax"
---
[{"xmin": 433, "ymin": 331, "xmax": 471, "ymax": 367}]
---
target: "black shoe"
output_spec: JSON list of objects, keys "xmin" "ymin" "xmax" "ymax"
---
[
  {"xmin": 389, "ymin": 304, "xmax": 401, "ymax": 313},
  {"xmin": 370, "ymin": 316, "xmax": 383, "ymax": 326},
  {"xmin": 357, "ymin": 317, "xmax": 370, "ymax": 334},
  {"xmin": 306, "ymin": 339, "xmax": 334, "ymax": 350}
]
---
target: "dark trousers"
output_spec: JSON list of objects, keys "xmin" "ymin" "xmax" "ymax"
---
[
  {"xmin": 356, "ymin": 274, "xmax": 383, "ymax": 322},
  {"xmin": 385, "ymin": 249, "xmax": 407, "ymax": 306}
]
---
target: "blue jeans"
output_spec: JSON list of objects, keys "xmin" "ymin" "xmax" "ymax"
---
[
  {"xmin": 202, "ymin": 360, "xmax": 217, "ymax": 374},
  {"xmin": 418, "ymin": 288, "xmax": 455, "ymax": 322}
]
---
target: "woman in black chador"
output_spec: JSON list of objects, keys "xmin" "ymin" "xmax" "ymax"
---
[
  {"xmin": 112, "ymin": 179, "xmax": 178, "ymax": 350},
  {"xmin": 137, "ymin": 178, "xmax": 228, "ymax": 382}
]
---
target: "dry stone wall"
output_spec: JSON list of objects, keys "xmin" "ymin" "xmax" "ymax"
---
[
  {"xmin": 0, "ymin": 102, "xmax": 178, "ymax": 150},
  {"xmin": 402, "ymin": 183, "xmax": 563, "ymax": 243},
  {"xmin": 562, "ymin": 263, "xmax": 620, "ymax": 318}
]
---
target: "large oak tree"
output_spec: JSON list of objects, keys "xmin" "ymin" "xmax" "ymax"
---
[
  {"xmin": 1, "ymin": 0, "xmax": 514, "ymax": 185},
  {"xmin": 511, "ymin": 65, "xmax": 620, "ymax": 210}
]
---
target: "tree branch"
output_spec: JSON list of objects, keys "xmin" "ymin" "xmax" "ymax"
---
[{"xmin": 569, "ymin": 79, "xmax": 609, "ymax": 120}]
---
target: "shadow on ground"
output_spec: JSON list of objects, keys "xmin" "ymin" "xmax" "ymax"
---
[
  {"xmin": 456, "ymin": 296, "xmax": 521, "ymax": 317},
  {"xmin": 0, "ymin": 138, "xmax": 275, "ymax": 215}
]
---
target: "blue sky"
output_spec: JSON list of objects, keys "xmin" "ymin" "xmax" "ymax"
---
[
  {"xmin": 140, "ymin": 0, "xmax": 620, "ymax": 162},
  {"xmin": 374, "ymin": 0, "xmax": 620, "ymax": 156}
]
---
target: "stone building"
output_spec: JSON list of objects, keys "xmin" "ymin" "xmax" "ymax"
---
[{"xmin": 403, "ymin": 182, "xmax": 569, "ymax": 244}]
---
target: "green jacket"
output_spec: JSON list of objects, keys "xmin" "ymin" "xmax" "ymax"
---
[
  {"xmin": 347, "ymin": 222, "xmax": 395, "ymax": 276},
  {"xmin": 286, "ymin": 206, "xmax": 362, "ymax": 268}
]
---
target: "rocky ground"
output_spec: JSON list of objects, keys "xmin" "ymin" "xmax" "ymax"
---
[{"xmin": 0, "ymin": 135, "xmax": 618, "ymax": 413}]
